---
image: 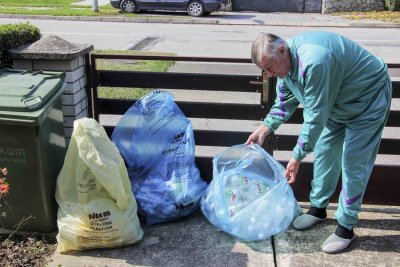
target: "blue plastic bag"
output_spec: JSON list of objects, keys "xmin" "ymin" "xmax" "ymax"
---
[
  {"xmin": 201, "ymin": 144, "xmax": 299, "ymax": 240},
  {"xmin": 112, "ymin": 90, "xmax": 207, "ymax": 225}
]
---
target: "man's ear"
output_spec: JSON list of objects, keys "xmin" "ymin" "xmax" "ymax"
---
[{"xmin": 278, "ymin": 45, "xmax": 287, "ymax": 57}]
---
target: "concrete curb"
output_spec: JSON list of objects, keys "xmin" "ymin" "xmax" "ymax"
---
[{"xmin": 1, "ymin": 13, "xmax": 399, "ymax": 28}]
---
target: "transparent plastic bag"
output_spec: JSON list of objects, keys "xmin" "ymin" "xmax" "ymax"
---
[
  {"xmin": 201, "ymin": 144, "xmax": 299, "ymax": 240},
  {"xmin": 112, "ymin": 90, "xmax": 207, "ymax": 225},
  {"xmin": 55, "ymin": 118, "xmax": 143, "ymax": 252}
]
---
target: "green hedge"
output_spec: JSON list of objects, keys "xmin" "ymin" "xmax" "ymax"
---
[
  {"xmin": 385, "ymin": 0, "xmax": 400, "ymax": 11},
  {"xmin": 0, "ymin": 23, "xmax": 41, "ymax": 67}
]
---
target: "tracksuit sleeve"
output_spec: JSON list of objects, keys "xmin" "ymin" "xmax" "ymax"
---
[{"xmin": 262, "ymin": 79, "xmax": 300, "ymax": 132}]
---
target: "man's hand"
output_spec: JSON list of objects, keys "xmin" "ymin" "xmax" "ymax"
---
[
  {"xmin": 245, "ymin": 125, "xmax": 270, "ymax": 145},
  {"xmin": 284, "ymin": 158, "xmax": 300, "ymax": 184}
]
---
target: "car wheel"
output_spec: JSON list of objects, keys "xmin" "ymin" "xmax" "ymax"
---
[
  {"xmin": 120, "ymin": 0, "xmax": 137, "ymax": 13},
  {"xmin": 187, "ymin": 0, "xmax": 204, "ymax": 17}
]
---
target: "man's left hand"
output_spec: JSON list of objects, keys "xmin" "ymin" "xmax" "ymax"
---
[{"xmin": 284, "ymin": 158, "xmax": 301, "ymax": 184}]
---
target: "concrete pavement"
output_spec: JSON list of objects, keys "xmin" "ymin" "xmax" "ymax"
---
[
  {"xmin": 49, "ymin": 203, "xmax": 400, "ymax": 267},
  {"xmin": 275, "ymin": 204, "xmax": 400, "ymax": 267}
]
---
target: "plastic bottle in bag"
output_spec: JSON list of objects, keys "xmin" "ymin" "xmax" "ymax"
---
[
  {"xmin": 201, "ymin": 144, "xmax": 299, "ymax": 240},
  {"xmin": 112, "ymin": 90, "xmax": 207, "ymax": 225}
]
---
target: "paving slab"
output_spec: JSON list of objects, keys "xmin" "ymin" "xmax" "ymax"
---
[
  {"xmin": 275, "ymin": 204, "xmax": 400, "ymax": 267},
  {"xmin": 49, "ymin": 210, "xmax": 274, "ymax": 267}
]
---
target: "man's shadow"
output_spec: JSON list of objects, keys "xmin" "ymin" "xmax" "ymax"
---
[{"xmin": 57, "ymin": 210, "xmax": 264, "ymax": 266}]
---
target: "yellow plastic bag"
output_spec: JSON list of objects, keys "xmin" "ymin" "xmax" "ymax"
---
[{"xmin": 55, "ymin": 118, "xmax": 143, "ymax": 252}]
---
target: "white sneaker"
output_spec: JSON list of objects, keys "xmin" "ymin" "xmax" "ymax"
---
[
  {"xmin": 292, "ymin": 214, "xmax": 326, "ymax": 231},
  {"xmin": 322, "ymin": 233, "xmax": 355, "ymax": 254}
]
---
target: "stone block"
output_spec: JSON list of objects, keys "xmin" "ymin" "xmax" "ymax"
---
[
  {"xmin": 79, "ymin": 76, "xmax": 87, "ymax": 88},
  {"xmin": 64, "ymin": 80, "xmax": 82, "ymax": 94},
  {"xmin": 64, "ymin": 127, "xmax": 73, "ymax": 139},
  {"xmin": 64, "ymin": 137, "xmax": 71, "ymax": 147},
  {"xmin": 65, "ymin": 65, "xmax": 85, "ymax": 83},
  {"xmin": 64, "ymin": 109, "xmax": 89, "ymax": 128},
  {"xmin": 81, "ymin": 97, "xmax": 88, "ymax": 110},
  {"xmin": 63, "ymin": 108, "xmax": 89, "ymax": 144},
  {"xmin": 63, "ymin": 108, "xmax": 89, "ymax": 128},
  {"xmin": 13, "ymin": 60, "xmax": 33, "ymax": 70},
  {"xmin": 62, "ymin": 97, "xmax": 87, "ymax": 116},
  {"xmin": 62, "ymin": 87, "xmax": 86, "ymax": 105},
  {"xmin": 33, "ymin": 58, "xmax": 79, "ymax": 71},
  {"xmin": 78, "ymin": 55, "xmax": 85, "ymax": 67}
]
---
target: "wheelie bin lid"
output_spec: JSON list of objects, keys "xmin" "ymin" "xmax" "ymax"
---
[{"xmin": 0, "ymin": 69, "xmax": 66, "ymax": 125}]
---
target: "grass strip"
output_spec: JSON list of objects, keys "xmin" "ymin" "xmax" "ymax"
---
[{"xmin": 95, "ymin": 50, "xmax": 175, "ymax": 99}]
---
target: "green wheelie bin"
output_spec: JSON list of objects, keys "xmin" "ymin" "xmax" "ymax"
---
[{"xmin": 0, "ymin": 69, "xmax": 67, "ymax": 232}]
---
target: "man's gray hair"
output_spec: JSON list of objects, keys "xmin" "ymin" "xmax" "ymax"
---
[{"xmin": 251, "ymin": 33, "xmax": 288, "ymax": 67}]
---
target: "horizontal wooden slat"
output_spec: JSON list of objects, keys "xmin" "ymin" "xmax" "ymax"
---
[
  {"xmin": 278, "ymin": 108, "xmax": 400, "ymax": 127},
  {"xmin": 271, "ymin": 135, "xmax": 400, "ymax": 155},
  {"xmin": 193, "ymin": 130, "xmax": 251, "ymax": 147},
  {"xmin": 392, "ymin": 80, "xmax": 400, "ymax": 98},
  {"xmin": 377, "ymin": 138, "xmax": 400, "ymax": 155},
  {"xmin": 365, "ymin": 164, "xmax": 400, "ymax": 205},
  {"xmin": 104, "ymin": 127, "xmax": 251, "ymax": 147},
  {"xmin": 104, "ymin": 126, "xmax": 113, "ymax": 137},
  {"xmin": 98, "ymin": 99, "xmax": 135, "ymax": 115},
  {"xmin": 195, "ymin": 156, "xmax": 213, "ymax": 182},
  {"xmin": 97, "ymin": 70, "xmax": 262, "ymax": 92},
  {"xmin": 281, "ymin": 161, "xmax": 400, "ymax": 205},
  {"xmin": 177, "ymin": 102, "xmax": 263, "ymax": 120},
  {"xmin": 387, "ymin": 110, "xmax": 400, "ymax": 127},
  {"xmin": 92, "ymin": 54, "xmax": 252, "ymax": 63},
  {"xmin": 98, "ymin": 99, "xmax": 264, "ymax": 120},
  {"xmin": 285, "ymin": 109, "xmax": 303, "ymax": 124},
  {"xmin": 268, "ymin": 80, "xmax": 399, "ymax": 97},
  {"xmin": 387, "ymin": 63, "xmax": 400, "ymax": 68}
]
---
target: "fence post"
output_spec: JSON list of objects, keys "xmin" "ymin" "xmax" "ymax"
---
[{"xmin": 9, "ymin": 35, "xmax": 94, "ymax": 147}]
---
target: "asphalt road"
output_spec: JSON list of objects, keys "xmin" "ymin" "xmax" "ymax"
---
[{"xmin": 1, "ymin": 17, "xmax": 400, "ymax": 63}]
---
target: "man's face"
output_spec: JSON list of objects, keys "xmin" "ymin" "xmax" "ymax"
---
[{"xmin": 259, "ymin": 51, "xmax": 291, "ymax": 79}]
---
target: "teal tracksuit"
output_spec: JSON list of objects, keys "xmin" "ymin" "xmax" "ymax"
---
[{"xmin": 263, "ymin": 31, "xmax": 392, "ymax": 229}]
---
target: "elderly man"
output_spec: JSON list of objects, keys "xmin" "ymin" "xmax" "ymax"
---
[{"xmin": 246, "ymin": 31, "xmax": 391, "ymax": 253}]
